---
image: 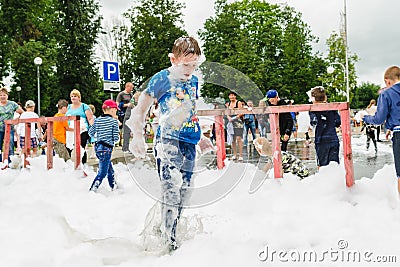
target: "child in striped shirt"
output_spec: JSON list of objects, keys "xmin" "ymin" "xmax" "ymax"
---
[{"xmin": 88, "ymin": 99, "xmax": 120, "ymax": 192}]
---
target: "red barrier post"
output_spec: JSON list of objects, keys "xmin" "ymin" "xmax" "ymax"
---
[
  {"xmin": 74, "ymin": 118, "xmax": 81, "ymax": 169},
  {"xmin": 47, "ymin": 121, "xmax": 54, "ymax": 170},
  {"xmin": 269, "ymin": 113, "xmax": 283, "ymax": 178},
  {"xmin": 340, "ymin": 108, "xmax": 355, "ymax": 187},
  {"xmin": 214, "ymin": 115, "xmax": 226, "ymax": 169},
  {"xmin": 24, "ymin": 122, "xmax": 32, "ymax": 167},
  {"xmin": 2, "ymin": 123, "xmax": 12, "ymax": 163}
]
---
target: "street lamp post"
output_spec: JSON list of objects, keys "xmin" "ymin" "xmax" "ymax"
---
[
  {"xmin": 34, "ymin": 57, "xmax": 42, "ymax": 116},
  {"xmin": 327, "ymin": 62, "xmax": 349, "ymax": 102},
  {"xmin": 343, "ymin": 0, "xmax": 350, "ymax": 103},
  {"xmin": 16, "ymin": 86, "xmax": 21, "ymax": 103}
]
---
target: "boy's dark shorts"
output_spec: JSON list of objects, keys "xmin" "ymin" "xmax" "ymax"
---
[{"xmin": 315, "ymin": 141, "xmax": 340, "ymax": 167}]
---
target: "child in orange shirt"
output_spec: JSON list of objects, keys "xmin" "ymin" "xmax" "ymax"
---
[{"xmin": 53, "ymin": 99, "xmax": 73, "ymax": 161}]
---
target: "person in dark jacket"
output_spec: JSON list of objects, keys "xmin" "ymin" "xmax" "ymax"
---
[
  {"xmin": 309, "ymin": 86, "xmax": 341, "ymax": 168},
  {"xmin": 265, "ymin": 89, "xmax": 293, "ymax": 151}
]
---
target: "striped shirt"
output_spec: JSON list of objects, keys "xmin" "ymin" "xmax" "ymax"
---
[{"xmin": 88, "ymin": 114, "xmax": 119, "ymax": 147}]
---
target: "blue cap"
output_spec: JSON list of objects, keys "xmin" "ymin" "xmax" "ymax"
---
[{"xmin": 266, "ymin": 89, "xmax": 278, "ymax": 98}]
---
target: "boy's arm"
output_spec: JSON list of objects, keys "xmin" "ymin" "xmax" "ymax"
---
[
  {"xmin": 126, "ymin": 92, "xmax": 154, "ymax": 158},
  {"xmin": 309, "ymin": 112, "xmax": 318, "ymax": 127},
  {"xmin": 88, "ymin": 120, "xmax": 96, "ymax": 137},
  {"xmin": 363, "ymin": 94, "xmax": 389, "ymax": 126}
]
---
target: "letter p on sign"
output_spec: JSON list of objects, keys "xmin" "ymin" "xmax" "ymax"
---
[{"xmin": 103, "ymin": 61, "xmax": 120, "ymax": 82}]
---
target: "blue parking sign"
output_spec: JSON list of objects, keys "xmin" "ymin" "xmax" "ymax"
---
[{"xmin": 103, "ymin": 61, "xmax": 119, "ymax": 82}]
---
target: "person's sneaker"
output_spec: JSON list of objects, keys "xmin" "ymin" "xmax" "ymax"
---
[
  {"xmin": 231, "ymin": 155, "xmax": 237, "ymax": 160},
  {"xmin": 89, "ymin": 181, "xmax": 100, "ymax": 192},
  {"xmin": 169, "ymin": 240, "xmax": 179, "ymax": 252},
  {"xmin": 238, "ymin": 156, "xmax": 243, "ymax": 161}
]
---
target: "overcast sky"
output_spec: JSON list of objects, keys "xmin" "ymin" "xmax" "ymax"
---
[{"xmin": 99, "ymin": 0, "xmax": 400, "ymax": 87}]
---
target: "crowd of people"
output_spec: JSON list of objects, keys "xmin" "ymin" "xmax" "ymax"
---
[{"xmin": 2, "ymin": 35, "xmax": 400, "ymax": 253}]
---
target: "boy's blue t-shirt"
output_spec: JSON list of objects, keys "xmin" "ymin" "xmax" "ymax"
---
[{"xmin": 144, "ymin": 69, "xmax": 201, "ymax": 144}]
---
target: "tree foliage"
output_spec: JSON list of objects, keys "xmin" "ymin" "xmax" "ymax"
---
[
  {"xmin": 323, "ymin": 32, "xmax": 358, "ymax": 105},
  {"xmin": 118, "ymin": 0, "xmax": 187, "ymax": 87},
  {"xmin": 199, "ymin": 0, "xmax": 324, "ymax": 104},
  {"xmin": 352, "ymin": 82, "xmax": 380, "ymax": 109},
  {"xmin": 0, "ymin": 0, "xmax": 104, "ymax": 116},
  {"xmin": 55, "ymin": 0, "xmax": 104, "ymax": 112}
]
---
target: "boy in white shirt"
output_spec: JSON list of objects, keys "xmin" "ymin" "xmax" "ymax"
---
[{"xmin": 18, "ymin": 100, "xmax": 41, "ymax": 156}]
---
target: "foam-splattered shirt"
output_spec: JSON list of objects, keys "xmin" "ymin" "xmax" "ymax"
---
[{"xmin": 144, "ymin": 69, "xmax": 201, "ymax": 144}]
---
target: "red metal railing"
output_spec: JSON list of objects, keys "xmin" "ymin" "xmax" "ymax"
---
[
  {"xmin": 2, "ymin": 116, "xmax": 81, "ymax": 170},
  {"xmin": 197, "ymin": 102, "xmax": 354, "ymax": 187}
]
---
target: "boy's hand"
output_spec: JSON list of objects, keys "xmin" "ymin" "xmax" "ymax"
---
[{"xmin": 129, "ymin": 135, "xmax": 147, "ymax": 159}]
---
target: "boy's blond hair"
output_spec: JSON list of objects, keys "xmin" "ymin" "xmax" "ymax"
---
[
  {"xmin": 172, "ymin": 36, "xmax": 201, "ymax": 57},
  {"xmin": 311, "ymin": 86, "xmax": 326, "ymax": 102},
  {"xmin": 384, "ymin": 66, "xmax": 400, "ymax": 81}
]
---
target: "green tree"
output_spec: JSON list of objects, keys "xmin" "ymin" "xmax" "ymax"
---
[
  {"xmin": 324, "ymin": 32, "xmax": 358, "ymax": 104},
  {"xmin": 199, "ymin": 0, "xmax": 323, "ymax": 104},
  {"xmin": 0, "ymin": 0, "xmax": 59, "ymax": 115},
  {"xmin": 55, "ymin": 0, "xmax": 104, "ymax": 109},
  {"xmin": 352, "ymin": 82, "xmax": 380, "ymax": 109},
  {"xmin": 118, "ymin": 0, "xmax": 187, "ymax": 87}
]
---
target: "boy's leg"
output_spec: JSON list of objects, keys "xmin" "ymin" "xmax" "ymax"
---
[
  {"xmin": 89, "ymin": 144, "xmax": 111, "ymax": 191},
  {"xmin": 392, "ymin": 131, "xmax": 400, "ymax": 193},
  {"xmin": 106, "ymin": 160, "xmax": 116, "ymax": 189},
  {"xmin": 155, "ymin": 139, "xmax": 183, "ymax": 242},
  {"xmin": 170, "ymin": 141, "xmax": 196, "ymax": 244},
  {"xmin": 328, "ymin": 142, "xmax": 340, "ymax": 164}
]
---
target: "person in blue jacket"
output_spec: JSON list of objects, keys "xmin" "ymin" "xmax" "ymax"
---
[
  {"xmin": 309, "ymin": 86, "xmax": 341, "ymax": 168},
  {"xmin": 363, "ymin": 66, "xmax": 400, "ymax": 193}
]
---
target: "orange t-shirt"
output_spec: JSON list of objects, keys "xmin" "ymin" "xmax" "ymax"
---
[{"xmin": 53, "ymin": 113, "xmax": 69, "ymax": 144}]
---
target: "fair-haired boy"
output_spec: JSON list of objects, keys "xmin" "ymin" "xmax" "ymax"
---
[
  {"xmin": 53, "ymin": 99, "xmax": 73, "ymax": 161},
  {"xmin": 126, "ymin": 36, "xmax": 202, "ymax": 251},
  {"xmin": 88, "ymin": 99, "xmax": 120, "ymax": 192}
]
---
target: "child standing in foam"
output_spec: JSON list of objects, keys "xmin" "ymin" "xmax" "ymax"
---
[
  {"xmin": 126, "ymin": 36, "xmax": 202, "ymax": 252},
  {"xmin": 309, "ymin": 86, "xmax": 341, "ymax": 168},
  {"xmin": 88, "ymin": 99, "xmax": 120, "ymax": 192},
  {"xmin": 17, "ymin": 100, "xmax": 41, "ymax": 157}
]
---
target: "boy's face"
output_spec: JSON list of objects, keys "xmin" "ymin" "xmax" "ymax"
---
[
  {"xmin": 268, "ymin": 96, "xmax": 279, "ymax": 105},
  {"xmin": 59, "ymin": 106, "xmax": 67, "ymax": 114},
  {"xmin": 169, "ymin": 53, "xmax": 200, "ymax": 81}
]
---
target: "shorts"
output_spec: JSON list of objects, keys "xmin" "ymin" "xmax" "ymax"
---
[
  {"xmin": 233, "ymin": 127, "xmax": 244, "ymax": 138},
  {"xmin": 315, "ymin": 142, "xmax": 339, "ymax": 167},
  {"xmin": 20, "ymin": 136, "xmax": 38, "ymax": 149}
]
